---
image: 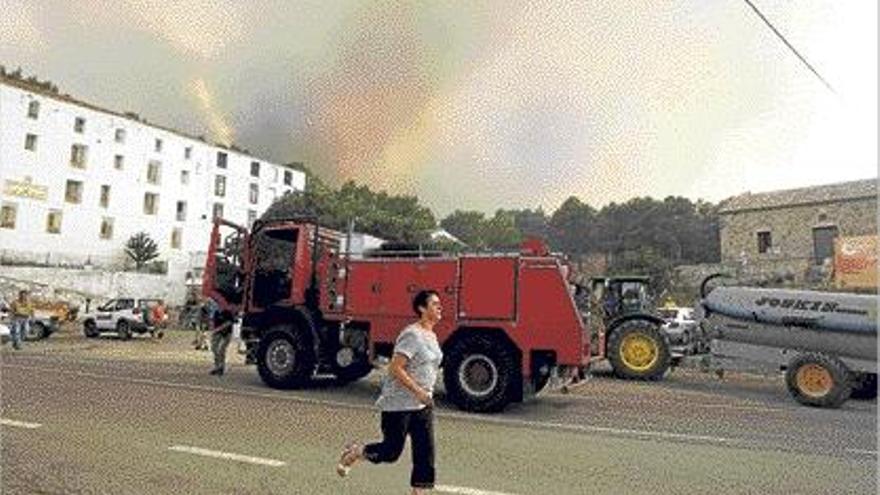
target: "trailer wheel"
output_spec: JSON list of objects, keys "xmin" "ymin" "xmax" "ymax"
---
[
  {"xmin": 444, "ymin": 334, "xmax": 519, "ymax": 413},
  {"xmin": 785, "ymin": 353, "xmax": 852, "ymax": 408},
  {"xmin": 607, "ymin": 319, "xmax": 670, "ymax": 380},
  {"xmin": 849, "ymin": 372, "xmax": 877, "ymax": 400},
  {"xmin": 257, "ymin": 327, "xmax": 315, "ymax": 389}
]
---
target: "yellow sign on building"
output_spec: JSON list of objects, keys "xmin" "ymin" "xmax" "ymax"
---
[
  {"xmin": 834, "ymin": 235, "xmax": 878, "ymax": 290},
  {"xmin": 4, "ymin": 176, "xmax": 48, "ymax": 200}
]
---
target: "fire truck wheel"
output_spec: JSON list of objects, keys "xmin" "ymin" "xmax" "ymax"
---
[
  {"xmin": 850, "ymin": 373, "xmax": 878, "ymax": 400},
  {"xmin": 257, "ymin": 328, "xmax": 315, "ymax": 389},
  {"xmin": 444, "ymin": 334, "xmax": 519, "ymax": 413},
  {"xmin": 607, "ymin": 319, "xmax": 670, "ymax": 381},
  {"xmin": 117, "ymin": 320, "xmax": 132, "ymax": 340},
  {"xmin": 334, "ymin": 362, "xmax": 373, "ymax": 384},
  {"xmin": 785, "ymin": 353, "xmax": 852, "ymax": 408}
]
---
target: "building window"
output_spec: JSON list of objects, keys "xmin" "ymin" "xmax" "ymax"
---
[
  {"xmin": 757, "ymin": 231, "xmax": 772, "ymax": 254},
  {"xmin": 212, "ymin": 203, "xmax": 224, "ymax": 220},
  {"xmin": 144, "ymin": 192, "xmax": 159, "ymax": 215},
  {"xmin": 74, "ymin": 117, "xmax": 86, "ymax": 133},
  {"xmin": 249, "ymin": 183, "xmax": 259, "ymax": 204},
  {"xmin": 65, "ymin": 180, "xmax": 83, "ymax": 204},
  {"xmin": 99, "ymin": 185, "xmax": 111, "ymax": 208},
  {"xmin": 273, "ymin": 167, "xmax": 279, "ymax": 183},
  {"xmin": 115, "ymin": 128, "xmax": 126, "ymax": 143},
  {"xmin": 284, "ymin": 170, "xmax": 292, "ymax": 186},
  {"xmin": 1, "ymin": 203, "xmax": 16, "ymax": 229},
  {"xmin": 184, "ymin": 146, "xmax": 192, "ymax": 160},
  {"xmin": 181, "ymin": 170, "xmax": 190, "ymax": 185},
  {"xmin": 155, "ymin": 138, "xmax": 163, "ymax": 152},
  {"xmin": 100, "ymin": 217, "xmax": 114, "ymax": 240},
  {"xmin": 214, "ymin": 175, "xmax": 226, "ymax": 197},
  {"xmin": 250, "ymin": 161, "xmax": 260, "ymax": 177},
  {"xmin": 114, "ymin": 154, "xmax": 124, "ymax": 170},
  {"xmin": 812, "ymin": 226, "xmax": 839, "ymax": 265},
  {"xmin": 24, "ymin": 133, "xmax": 37, "ymax": 151},
  {"xmin": 176, "ymin": 201, "xmax": 187, "ymax": 221},
  {"xmin": 27, "ymin": 100, "xmax": 40, "ymax": 119},
  {"xmin": 46, "ymin": 210, "xmax": 62, "ymax": 234},
  {"xmin": 147, "ymin": 160, "xmax": 162, "ymax": 185},
  {"xmin": 247, "ymin": 209, "xmax": 257, "ymax": 227},
  {"xmin": 70, "ymin": 144, "xmax": 88, "ymax": 169},
  {"xmin": 216, "ymin": 151, "xmax": 228, "ymax": 169},
  {"xmin": 269, "ymin": 187, "xmax": 277, "ymax": 202},
  {"xmin": 171, "ymin": 228, "xmax": 182, "ymax": 249}
]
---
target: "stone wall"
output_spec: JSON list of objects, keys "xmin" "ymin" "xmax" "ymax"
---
[
  {"xmin": 0, "ymin": 265, "xmax": 187, "ymax": 307},
  {"xmin": 719, "ymin": 197, "xmax": 877, "ymax": 285}
]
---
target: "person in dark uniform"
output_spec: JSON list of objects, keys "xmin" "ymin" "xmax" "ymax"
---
[{"xmin": 209, "ymin": 305, "xmax": 236, "ymax": 376}]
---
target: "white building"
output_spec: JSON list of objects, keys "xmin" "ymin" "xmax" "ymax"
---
[{"xmin": 0, "ymin": 75, "xmax": 306, "ymax": 281}]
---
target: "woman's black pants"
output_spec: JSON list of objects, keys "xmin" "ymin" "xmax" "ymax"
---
[{"xmin": 363, "ymin": 407, "xmax": 435, "ymax": 489}]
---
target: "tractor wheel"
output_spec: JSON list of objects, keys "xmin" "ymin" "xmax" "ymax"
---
[
  {"xmin": 443, "ymin": 334, "xmax": 520, "ymax": 413},
  {"xmin": 849, "ymin": 372, "xmax": 877, "ymax": 401},
  {"xmin": 257, "ymin": 327, "xmax": 315, "ymax": 389},
  {"xmin": 25, "ymin": 322, "xmax": 47, "ymax": 341},
  {"xmin": 117, "ymin": 320, "xmax": 132, "ymax": 340},
  {"xmin": 785, "ymin": 353, "xmax": 852, "ymax": 408},
  {"xmin": 84, "ymin": 320, "xmax": 99, "ymax": 338},
  {"xmin": 607, "ymin": 319, "xmax": 671, "ymax": 380}
]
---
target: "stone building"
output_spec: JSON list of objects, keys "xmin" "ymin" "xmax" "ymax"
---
[{"xmin": 717, "ymin": 178, "xmax": 878, "ymax": 285}]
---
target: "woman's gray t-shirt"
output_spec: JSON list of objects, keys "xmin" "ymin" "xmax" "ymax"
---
[{"xmin": 376, "ymin": 324, "xmax": 443, "ymax": 411}]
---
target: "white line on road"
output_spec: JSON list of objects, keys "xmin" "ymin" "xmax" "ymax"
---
[
  {"xmin": 436, "ymin": 485, "xmax": 519, "ymax": 495},
  {"xmin": 846, "ymin": 448, "xmax": 878, "ymax": 456},
  {"xmin": 0, "ymin": 363, "xmax": 755, "ymax": 447},
  {"xmin": 0, "ymin": 418, "xmax": 42, "ymax": 429},
  {"xmin": 168, "ymin": 445, "xmax": 286, "ymax": 467}
]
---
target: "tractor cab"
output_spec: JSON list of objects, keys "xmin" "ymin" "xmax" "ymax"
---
[{"xmin": 589, "ymin": 276, "xmax": 653, "ymax": 322}]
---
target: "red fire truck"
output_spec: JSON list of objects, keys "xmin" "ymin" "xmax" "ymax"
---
[{"xmin": 203, "ymin": 217, "xmax": 668, "ymax": 412}]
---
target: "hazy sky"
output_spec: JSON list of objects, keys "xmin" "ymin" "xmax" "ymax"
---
[{"xmin": 1, "ymin": 1, "xmax": 876, "ymax": 216}]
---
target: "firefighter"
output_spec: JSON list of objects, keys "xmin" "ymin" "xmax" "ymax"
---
[
  {"xmin": 208, "ymin": 302, "xmax": 236, "ymax": 376},
  {"xmin": 9, "ymin": 290, "xmax": 34, "ymax": 350},
  {"xmin": 336, "ymin": 289, "xmax": 443, "ymax": 494}
]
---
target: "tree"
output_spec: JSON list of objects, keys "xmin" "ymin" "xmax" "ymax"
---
[
  {"xmin": 440, "ymin": 210, "xmax": 488, "ymax": 248},
  {"xmin": 125, "ymin": 232, "xmax": 159, "ymax": 271}
]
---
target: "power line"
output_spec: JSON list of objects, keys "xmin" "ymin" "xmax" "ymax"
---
[{"xmin": 741, "ymin": 0, "xmax": 835, "ymax": 94}]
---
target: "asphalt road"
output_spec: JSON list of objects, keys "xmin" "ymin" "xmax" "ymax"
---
[{"xmin": 0, "ymin": 329, "xmax": 876, "ymax": 494}]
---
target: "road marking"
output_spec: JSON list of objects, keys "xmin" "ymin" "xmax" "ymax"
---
[
  {"xmin": 168, "ymin": 445, "xmax": 286, "ymax": 467},
  {"xmin": 0, "ymin": 418, "xmax": 42, "ymax": 429},
  {"xmin": 846, "ymin": 448, "xmax": 877, "ymax": 456},
  {"xmin": 436, "ymin": 485, "xmax": 519, "ymax": 495},
  {"xmin": 0, "ymin": 363, "xmax": 757, "ymax": 447}
]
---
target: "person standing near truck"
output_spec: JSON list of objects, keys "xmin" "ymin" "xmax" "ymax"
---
[
  {"xmin": 336, "ymin": 289, "xmax": 443, "ymax": 494},
  {"xmin": 209, "ymin": 303, "xmax": 236, "ymax": 376},
  {"xmin": 9, "ymin": 290, "xmax": 34, "ymax": 350}
]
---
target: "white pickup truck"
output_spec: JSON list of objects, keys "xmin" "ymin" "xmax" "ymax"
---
[{"xmin": 81, "ymin": 298, "xmax": 164, "ymax": 340}]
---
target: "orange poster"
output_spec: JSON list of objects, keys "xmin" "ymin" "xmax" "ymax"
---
[{"xmin": 834, "ymin": 235, "xmax": 878, "ymax": 290}]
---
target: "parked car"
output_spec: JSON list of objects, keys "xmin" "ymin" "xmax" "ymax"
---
[
  {"xmin": 657, "ymin": 306, "xmax": 699, "ymax": 354},
  {"xmin": 0, "ymin": 301, "xmax": 60, "ymax": 341},
  {"xmin": 81, "ymin": 298, "xmax": 165, "ymax": 340}
]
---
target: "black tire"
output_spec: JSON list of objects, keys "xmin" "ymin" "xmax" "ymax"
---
[
  {"xmin": 607, "ymin": 319, "xmax": 671, "ymax": 380},
  {"xmin": 334, "ymin": 361, "xmax": 373, "ymax": 384},
  {"xmin": 84, "ymin": 320, "xmax": 99, "ymax": 338},
  {"xmin": 25, "ymin": 322, "xmax": 47, "ymax": 341},
  {"xmin": 117, "ymin": 320, "xmax": 132, "ymax": 340},
  {"xmin": 256, "ymin": 327, "xmax": 316, "ymax": 389},
  {"xmin": 443, "ymin": 334, "xmax": 520, "ymax": 413},
  {"xmin": 849, "ymin": 373, "xmax": 877, "ymax": 400},
  {"xmin": 785, "ymin": 353, "xmax": 852, "ymax": 408}
]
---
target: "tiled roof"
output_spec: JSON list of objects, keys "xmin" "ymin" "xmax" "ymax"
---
[{"xmin": 718, "ymin": 178, "xmax": 878, "ymax": 213}]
